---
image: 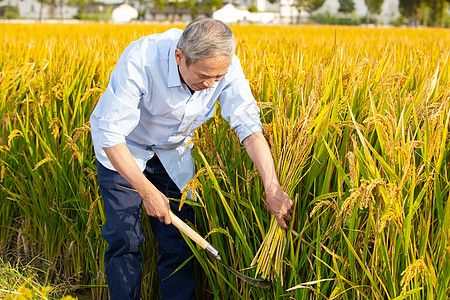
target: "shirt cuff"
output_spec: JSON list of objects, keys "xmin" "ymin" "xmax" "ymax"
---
[
  {"xmin": 236, "ymin": 121, "xmax": 263, "ymax": 144},
  {"xmin": 92, "ymin": 127, "xmax": 127, "ymax": 148}
]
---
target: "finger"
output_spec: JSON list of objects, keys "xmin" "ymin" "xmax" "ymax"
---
[
  {"xmin": 277, "ymin": 217, "xmax": 288, "ymax": 230},
  {"xmin": 284, "ymin": 214, "xmax": 293, "ymax": 222},
  {"xmin": 287, "ymin": 199, "xmax": 294, "ymax": 208},
  {"xmin": 164, "ymin": 214, "xmax": 172, "ymax": 225}
]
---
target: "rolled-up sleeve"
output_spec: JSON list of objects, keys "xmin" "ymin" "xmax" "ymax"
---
[
  {"xmin": 219, "ymin": 55, "xmax": 262, "ymax": 143},
  {"xmin": 91, "ymin": 49, "xmax": 149, "ymax": 148}
]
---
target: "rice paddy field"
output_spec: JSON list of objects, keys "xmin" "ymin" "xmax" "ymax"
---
[{"xmin": 0, "ymin": 23, "xmax": 449, "ymax": 299}]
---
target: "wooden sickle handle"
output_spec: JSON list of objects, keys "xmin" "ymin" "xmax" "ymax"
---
[{"xmin": 169, "ymin": 210, "xmax": 210, "ymax": 250}]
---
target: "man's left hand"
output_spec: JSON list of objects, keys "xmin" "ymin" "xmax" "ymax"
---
[{"xmin": 265, "ymin": 183, "xmax": 293, "ymax": 230}]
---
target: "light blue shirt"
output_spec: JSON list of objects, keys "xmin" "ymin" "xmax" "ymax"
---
[{"xmin": 90, "ymin": 28, "xmax": 262, "ymax": 190}]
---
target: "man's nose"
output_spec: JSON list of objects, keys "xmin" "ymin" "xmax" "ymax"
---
[{"xmin": 203, "ymin": 78, "xmax": 215, "ymax": 88}]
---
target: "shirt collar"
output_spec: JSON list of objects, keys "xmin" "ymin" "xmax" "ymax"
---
[{"xmin": 168, "ymin": 39, "xmax": 181, "ymax": 88}]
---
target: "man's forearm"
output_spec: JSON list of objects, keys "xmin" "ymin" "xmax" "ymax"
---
[
  {"xmin": 102, "ymin": 143, "xmax": 171, "ymax": 224},
  {"xmin": 243, "ymin": 131, "xmax": 293, "ymax": 229},
  {"xmin": 103, "ymin": 143, "xmax": 156, "ymax": 197},
  {"xmin": 242, "ymin": 131, "xmax": 279, "ymax": 188}
]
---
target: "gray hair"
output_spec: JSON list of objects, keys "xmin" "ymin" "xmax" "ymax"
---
[{"xmin": 177, "ymin": 18, "xmax": 235, "ymax": 66}]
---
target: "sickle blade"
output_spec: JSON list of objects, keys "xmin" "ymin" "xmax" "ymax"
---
[{"xmin": 215, "ymin": 256, "xmax": 271, "ymax": 289}]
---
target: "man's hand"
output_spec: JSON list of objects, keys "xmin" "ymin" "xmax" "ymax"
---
[
  {"xmin": 265, "ymin": 183, "xmax": 293, "ymax": 230},
  {"xmin": 141, "ymin": 188, "xmax": 172, "ymax": 225}
]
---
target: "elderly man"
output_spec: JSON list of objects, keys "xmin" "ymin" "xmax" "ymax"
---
[{"xmin": 90, "ymin": 18, "xmax": 293, "ymax": 300}]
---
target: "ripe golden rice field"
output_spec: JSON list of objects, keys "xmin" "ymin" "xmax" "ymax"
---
[{"xmin": 1, "ymin": 23, "xmax": 449, "ymax": 299}]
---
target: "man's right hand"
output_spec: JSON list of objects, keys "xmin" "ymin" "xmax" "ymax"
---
[{"xmin": 141, "ymin": 188, "xmax": 172, "ymax": 225}]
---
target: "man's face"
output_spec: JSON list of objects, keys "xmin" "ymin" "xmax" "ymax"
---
[{"xmin": 175, "ymin": 49, "xmax": 231, "ymax": 92}]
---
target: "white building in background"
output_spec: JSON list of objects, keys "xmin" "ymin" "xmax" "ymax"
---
[
  {"xmin": 213, "ymin": 2, "xmax": 276, "ymax": 24},
  {"xmin": 213, "ymin": 3, "xmax": 250, "ymax": 23},
  {"xmin": 111, "ymin": 4, "xmax": 138, "ymax": 23},
  {"xmin": 215, "ymin": 0, "xmax": 309, "ymax": 24}
]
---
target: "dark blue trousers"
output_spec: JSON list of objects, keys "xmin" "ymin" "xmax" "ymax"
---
[{"xmin": 97, "ymin": 156, "xmax": 196, "ymax": 300}]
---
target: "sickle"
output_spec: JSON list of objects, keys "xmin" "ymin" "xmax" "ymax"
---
[{"xmin": 169, "ymin": 211, "xmax": 270, "ymax": 289}]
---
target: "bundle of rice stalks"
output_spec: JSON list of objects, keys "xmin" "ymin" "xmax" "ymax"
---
[{"xmin": 251, "ymin": 101, "xmax": 319, "ymax": 284}]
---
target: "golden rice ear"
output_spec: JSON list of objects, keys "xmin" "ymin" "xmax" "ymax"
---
[
  {"xmin": 346, "ymin": 151, "xmax": 357, "ymax": 188},
  {"xmin": 179, "ymin": 176, "xmax": 203, "ymax": 211},
  {"xmin": 32, "ymin": 155, "xmax": 53, "ymax": 171},
  {"xmin": 400, "ymin": 259, "xmax": 428, "ymax": 295},
  {"xmin": 180, "ymin": 165, "xmax": 206, "ymax": 197},
  {"xmin": 7, "ymin": 129, "xmax": 24, "ymax": 148}
]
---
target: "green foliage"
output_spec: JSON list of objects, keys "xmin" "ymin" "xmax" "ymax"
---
[
  {"xmin": 390, "ymin": 15, "xmax": 408, "ymax": 26},
  {"xmin": 294, "ymin": 0, "xmax": 325, "ymax": 14},
  {"xmin": 0, "ymin": 5, "xmax": 19, "ymax": 19},
  {"xmin": 399, "ymin": 0, "xmax": 450, "ymax": 27},
  {"xmin": 365, "ymin": 0, "xmax": 383, "ymax": 15},
  {"xmin": 248, "ymin": 5, "xmax": 258, "ymax": 13},
  {"xmin": 67, "ymin": 0, "xmax": 94, "ymax": 11},
  {"xmin": 151, "ymin": 0, "xmax": 166, "ymax": 11},
  {"xmin": 73, "ymin": 12, "xmax": 110, "ymax": 21},
  {"xmin": 363, "ymin": 0, "xmax": 383, "ymax": 24},
  {"xmin": 428, "ymin": 0, "xmax": 448, "ymax": 27},
  {"xmin": 399, "ymin": 0, "xmax": 423, "ymax": 24},
  {"xmin": 313, "ymin": 12, "xmax": 361, "ymax": 25},
  {"xmin": 338, "ymin": 0, "xmax": 355, "ymax": 12},
  {"xmin": 74, "ymin": 4, "xmax": 112, "ymax": 21},
  {"xmin": 199, "ymin": 0, "xmax": 223, "ymax": 12},
  {"xmin": 443, "ymin": 11, "xmax": 450, "ymax": 27}
]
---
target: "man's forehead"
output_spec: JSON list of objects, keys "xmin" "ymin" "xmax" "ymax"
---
[
  {"xmin": 197, "ymin": 70, "xmax": 228, "ymax": 78},
  {"xmin": 191, "ymin": 56, "xmax": 231, "ymax": 70}
]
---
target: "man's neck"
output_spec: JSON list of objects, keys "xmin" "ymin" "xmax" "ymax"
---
[{"xmin": 178, "ymin": 66, "xmax": 195, "ymax": 94}]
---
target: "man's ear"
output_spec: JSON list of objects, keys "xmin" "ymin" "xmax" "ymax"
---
[{"xmin": 175, "ymin": 49, "xmax": 184, "ymax": 65}]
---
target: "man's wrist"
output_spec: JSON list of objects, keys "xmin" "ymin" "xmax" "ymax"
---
[
  {"xmin": 264, "ymin": 180, "xmax": 281, "ymax": 196},
  {"xmin": 135, "ymin": 179, "xmax": 158, "ymax": 199}
]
